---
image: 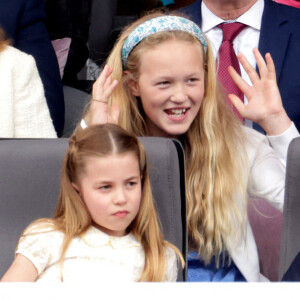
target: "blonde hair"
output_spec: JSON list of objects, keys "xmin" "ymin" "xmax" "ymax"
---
[
  {"xmin": 22, "ymin": 124, "xmax": 183, "ymax": 281},
  {"xmin": 86, "ymin": 11, "xmax": 248, "ymax": 265},
  {"xmin": 0, "ymin": 28, "xmax": 10, "ymax": 52}
]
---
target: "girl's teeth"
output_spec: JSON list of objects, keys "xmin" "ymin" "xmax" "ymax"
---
[{"xmin": 168, "ymin": 109, "xmax": 186, "ymax": 116}]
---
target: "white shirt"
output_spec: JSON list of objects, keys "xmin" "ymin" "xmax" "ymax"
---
[{"xmin": 201, "ymin": 0, "xmax": 264, "ymax": 127}]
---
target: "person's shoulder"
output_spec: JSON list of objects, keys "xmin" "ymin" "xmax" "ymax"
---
[
  {"xmin": 164, "ymin": 244, "xmax": 177, "ymax": 261},
  {"xmin": 0, "ymin": 46, "xmax": 37, "ymax": 76},
  {"xmin": 0, "ymin": 45, "xmax": 33, "ymax": 62},
  {"xmin": 0, "ymin": 0, "xmax": 29, "ymax": 20},
  {"xmin": 22, "ymin": 220, "xmax": 62, "ymax": 238},
  {"xmin": 266, "ymin": 0, "xmax": 300, "ymax": 20}
]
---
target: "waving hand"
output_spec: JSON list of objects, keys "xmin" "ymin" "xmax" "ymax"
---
[{"xmin": 228, "ymin": 48, "xmax": 291, "ymax": 135}]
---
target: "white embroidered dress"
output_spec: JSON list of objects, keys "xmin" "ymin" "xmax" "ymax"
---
[{"xmin": 16, "ymin": 225, "xmax": 178, "ymax": 282}]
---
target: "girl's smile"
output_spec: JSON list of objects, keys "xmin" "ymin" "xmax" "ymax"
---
[
  {"xmin": 164, "ymin": 107, "xmax": 190, "ymax": 121},
  {"xmin": 128, "ymin": 39, "xmax": 205, "ymax": 138}
]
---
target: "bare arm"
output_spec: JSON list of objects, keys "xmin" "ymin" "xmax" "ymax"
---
[
  {"xmin": 228, "ymin": 48, "xmax": 291, "ymax": 136},
  {"xmin": 1, "ymin": 254, "xmax": 38, "ymax": 282}
]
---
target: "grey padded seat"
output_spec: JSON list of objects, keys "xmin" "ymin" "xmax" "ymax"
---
[
  {"xmin": 0, "ymin": 137, "xmax": 186, "ymax": 281},
  {"xmin": 279, "ymin": 136, "xmax": 300, "ymax": 280},
  {"xmin": 62, "ymin": 85, "xmax": 90, "ymax": 137}
]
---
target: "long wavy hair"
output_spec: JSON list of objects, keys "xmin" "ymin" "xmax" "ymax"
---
[
  {"xmin": 86, "ymin": 11, "xmax": 249, "ymax": 265},
  {"xmin": 22, "ymin": 124, "xmax": 183, "ymax": 281}
]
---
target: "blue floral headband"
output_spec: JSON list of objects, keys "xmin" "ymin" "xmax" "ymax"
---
[{"xmin": 121, "ymin": 16, "xmax": 208, "ymax": 67}]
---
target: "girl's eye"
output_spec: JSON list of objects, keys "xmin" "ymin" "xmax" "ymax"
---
[
  {"xmin": 99, "ymin": 185, "xmax": 111, "ymax": 190},
  {"xmin": 188, "ymin": 78, "xmax": 199, "ymax": 83},
  {"xmin": 127, "ymin": 181, "xmax": 137, "ymax": 187},
  {"xmin": 157, "ymin": 81, "xmax": 170, "ymax": 86}
]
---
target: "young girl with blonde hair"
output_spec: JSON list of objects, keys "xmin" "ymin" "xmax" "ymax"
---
[
  {"xmin": 82, "ymin": 11, "xmax": 299, "ymax": 281},
  {"xmin": 1, "ymin": 124, "xmax": 182, "ymax": 282}
]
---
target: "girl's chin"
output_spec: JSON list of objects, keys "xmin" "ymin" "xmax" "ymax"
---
[{"xmin": 162, "ymin": 127, "xmax": 189, "ymax": 138}]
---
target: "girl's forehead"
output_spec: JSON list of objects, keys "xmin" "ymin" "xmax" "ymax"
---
[
  {"xmin": 138, "ymin": 38, "xmax": 204, "ymax": 64},
  {"xmin": 143, "ymin": 37, "xmax": 203, "ymax": 51},
  {"xmin": 138, "ymin": 39, "xmax": 204, "ymax": 73},
  {"xmin": 78, "ymin": 152, "xmax": 141, "ymax": 178},
  {"xmin": 81, "ymin": 152, "xmax": 140, "ymax": 171}
]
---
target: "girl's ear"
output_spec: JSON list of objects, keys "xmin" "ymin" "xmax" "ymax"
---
[
  {"xmin": 127, "ymin": 78, "xmax": 140, "ymax": 97},
  {"xmin": 123, "ymin": 70, "xmax": 140, "ymax": 96},
  {"xmin": 72, "ymin": 183, "xmax": 81, "ymax": 195}
]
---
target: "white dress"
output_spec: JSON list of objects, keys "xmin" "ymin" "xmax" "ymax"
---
[{"xmin": 16, "ymin": 224, "xmax": 178, "ymax": 282}]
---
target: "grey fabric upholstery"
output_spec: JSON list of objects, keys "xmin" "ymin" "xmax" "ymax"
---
[
  {"xmin": 0, "ymin": 137, "xmax": 186, "ymax": 281},
  {"xmin": 279, "ymin": 137, "xmax": 300, "ymax": 280},
  {"xmin": 62, "ymin": 85, "xmax": 90, "ymax": 137}
]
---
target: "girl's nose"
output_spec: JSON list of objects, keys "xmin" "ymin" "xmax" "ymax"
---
[
  {"xmin": 113, "ymin": 188, "xmax": 127, "ymax": 205},
  {"xmin": 170, "ymin": 85, "xmax": 188, "ymax": 103}
]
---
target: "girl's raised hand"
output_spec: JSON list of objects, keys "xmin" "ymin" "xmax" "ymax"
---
[
  {"xmin": 90, "ymin": 64, "xmax": 119, "ymax": 125},
  {"xmin": 228, "ymin": 48, "xmax": 291, "ymax": 135}
]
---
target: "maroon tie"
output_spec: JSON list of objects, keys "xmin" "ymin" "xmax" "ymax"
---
[{"xmin": 217, "ymin": 22, "xmax": 247, "ymax": 122}]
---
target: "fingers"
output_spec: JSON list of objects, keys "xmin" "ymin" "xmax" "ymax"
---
[
  {"xmin": 253, "ymin": 48, "xmax": 276, "ymax": 80},
  {"xmin": 264, "ymin": 52, "xmax": 276, "ymax": 81},
  {"xmin": 236, "ymin": 52, "xmax": 260, "ymax": 84},
  {"xmin": 237, "ymin": 48, "xmax": 276, "ymax": 83},
  {"xmin": 92, "ymin": 64, "xmax": 118, "ymax": 102},
  {"xmin": 90, "ymin": 64, "xmax": 119, "ymax": 125},
  {"xmin": 228, "ymin": 66, "xmax": 249, "ymax": 95},
  {"xmin": 251, "ymin": 48, "xmax": 269, "ymax": 79},
  {"xmin": 228, "ymin": 94, "xmax": 246, "ymax": 117}
]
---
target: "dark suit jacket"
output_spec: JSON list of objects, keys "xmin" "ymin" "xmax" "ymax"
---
[
  {"xmin": 0, "ymin": 0, "xmax": 65, "ymax": 136},
  {"xmin": 282, "ymin": 252, "xmax": 300, "ymax": 281},
  {"xmin": 180, "ymin": 0, "xmax": 300, "ymax": 132}
]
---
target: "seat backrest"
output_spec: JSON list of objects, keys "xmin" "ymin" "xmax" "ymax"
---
[
  {"xmin": 62, "ymin": 85, "xmax": 90, "ymax": 137},
  {"xmin": 0, "ymin": 137, "xmax": 186, "ymax": 281},
  {"xmin": 279, "ymin": 137, "xmax": 300, "ymax": 280}
]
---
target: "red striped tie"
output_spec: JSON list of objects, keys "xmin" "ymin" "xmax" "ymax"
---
[{"xmin": 217, "ymin": 22, "xmax": 247, "ymax": 122}]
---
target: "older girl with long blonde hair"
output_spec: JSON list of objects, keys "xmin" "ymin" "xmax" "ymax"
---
[{"xmin": 82, "ymin": 11, "xmax": 298, "ymax": 281}]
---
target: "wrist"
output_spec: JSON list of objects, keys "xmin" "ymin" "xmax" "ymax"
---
[{"xmin": 259, "ymin": 110, "xmax": 291, "ymax": 136}]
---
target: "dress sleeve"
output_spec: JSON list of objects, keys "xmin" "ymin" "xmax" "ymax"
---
[
  {"xmin": 164, "ymin": 246, "xmax": 178, "ymax": 282},
  {"xmin": 247, "ymin": 123, "xmax": 299, "ymax": 211},
  {"xmin": 267, "ymin": 122, "xmax": 299, "ymax": 165},
  {"xmin": 15, "ymin": 225, "xmax": 56, "ymax": 276}
]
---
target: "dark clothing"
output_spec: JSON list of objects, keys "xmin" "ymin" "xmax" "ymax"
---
[
  {"xmin": 282, "ymin": 252, "xmax": 300, "ymax": 281},
  {"xmin": 43, "ymin": 0, "xmax": 92, "ymax": 90},
  {"xmin": 180, "ymin": 0, "xmax": 300, "ymax": 132}
]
